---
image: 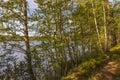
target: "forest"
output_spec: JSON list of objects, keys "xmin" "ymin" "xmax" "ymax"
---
[{"xmin": 0, "ymin": 0, "xmax": 120, "ymax": 80}]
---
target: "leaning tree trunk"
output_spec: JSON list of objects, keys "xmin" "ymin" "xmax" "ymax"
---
[{"xmin": 22, "ymin": 0, "xmax": 36, "ymax": 80}]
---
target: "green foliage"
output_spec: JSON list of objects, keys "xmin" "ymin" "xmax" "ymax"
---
[
  {"xmin": 62, "ymin": 53, "xmax": 109, "ymax": 80},
  {"xmin": 110, "ymin": 44, "xmax": 120, "ymax": 52},
  {"xmin": 1, "ymin": 0, "xmax": 120, "ymax": 79}
]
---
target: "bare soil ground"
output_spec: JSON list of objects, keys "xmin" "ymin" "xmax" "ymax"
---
[{"xmin": 92, "ymin": 56, "xmax": 120, "ymax": 80}]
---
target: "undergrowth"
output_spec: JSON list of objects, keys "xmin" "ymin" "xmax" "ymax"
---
[
  {"xmin": 62, "ymin": 53, "xmax": 109, "ymax": 80},
  {"xmin": 62, "ymin": 44, "xmax": 120, "ymax": 80}
]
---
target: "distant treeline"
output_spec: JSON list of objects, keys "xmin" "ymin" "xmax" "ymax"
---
[{"xmin": 0, "ymin": 35, "xmax": 52, "ymax": 41}]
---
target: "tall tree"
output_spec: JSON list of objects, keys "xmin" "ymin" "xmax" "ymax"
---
[
  {"xmin": 0, "ymin": 0, "xmax": 36, "ymax": 79},
  {"xmin": 91, "ymin": 0, "xmax": 103, "ymax": 52},
  {"xmin": 22, "ymin": 0, "xmax": 36, "ymax": 80},
  {"xmin": 102, "ymin": 0, "xmax": 108, "ymax": 51}
]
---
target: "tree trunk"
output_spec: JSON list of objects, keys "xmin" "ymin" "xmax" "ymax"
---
[
  {"xmin": 102, "ymin": 1, "xmax": 108, "ymax": 51},
  {"xmin": 22, "ymin": 0, "xmax": 36, "ymax": 80},
  {"xmin": 91, "ymin": 0, "xmax": 103, "ymax": 52}
]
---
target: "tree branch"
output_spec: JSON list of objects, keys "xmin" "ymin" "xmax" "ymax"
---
[{"xmin": 0, "ymin": 3, "xmax": 24, "ymax": 21}]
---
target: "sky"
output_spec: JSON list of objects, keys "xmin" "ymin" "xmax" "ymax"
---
[
  {"xmin": 4, "ymin": 0, "xmax": 38, "ymax": 14},
  {"xmin": 109, "ymin": 0, "xmax": 113, "ymax": 2},
  {"xmin": 27, "ymin": 0, "xmax": 114, "ymax": 10},
  {"xmin": 27, "ymin": 0, "xmax": 38, "ymax": 14},
  {"xmin": 27, "ymin": 0, "xmax": 38, "ymax": 10},
  {"xmin": 4, "ymin": 0, "xmax": 114, "ymax": 10}
]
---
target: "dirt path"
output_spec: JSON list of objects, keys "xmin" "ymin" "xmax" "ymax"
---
[{"xmin": 93, "ymin": 61, "xmax": 120, "ymax": 80}]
